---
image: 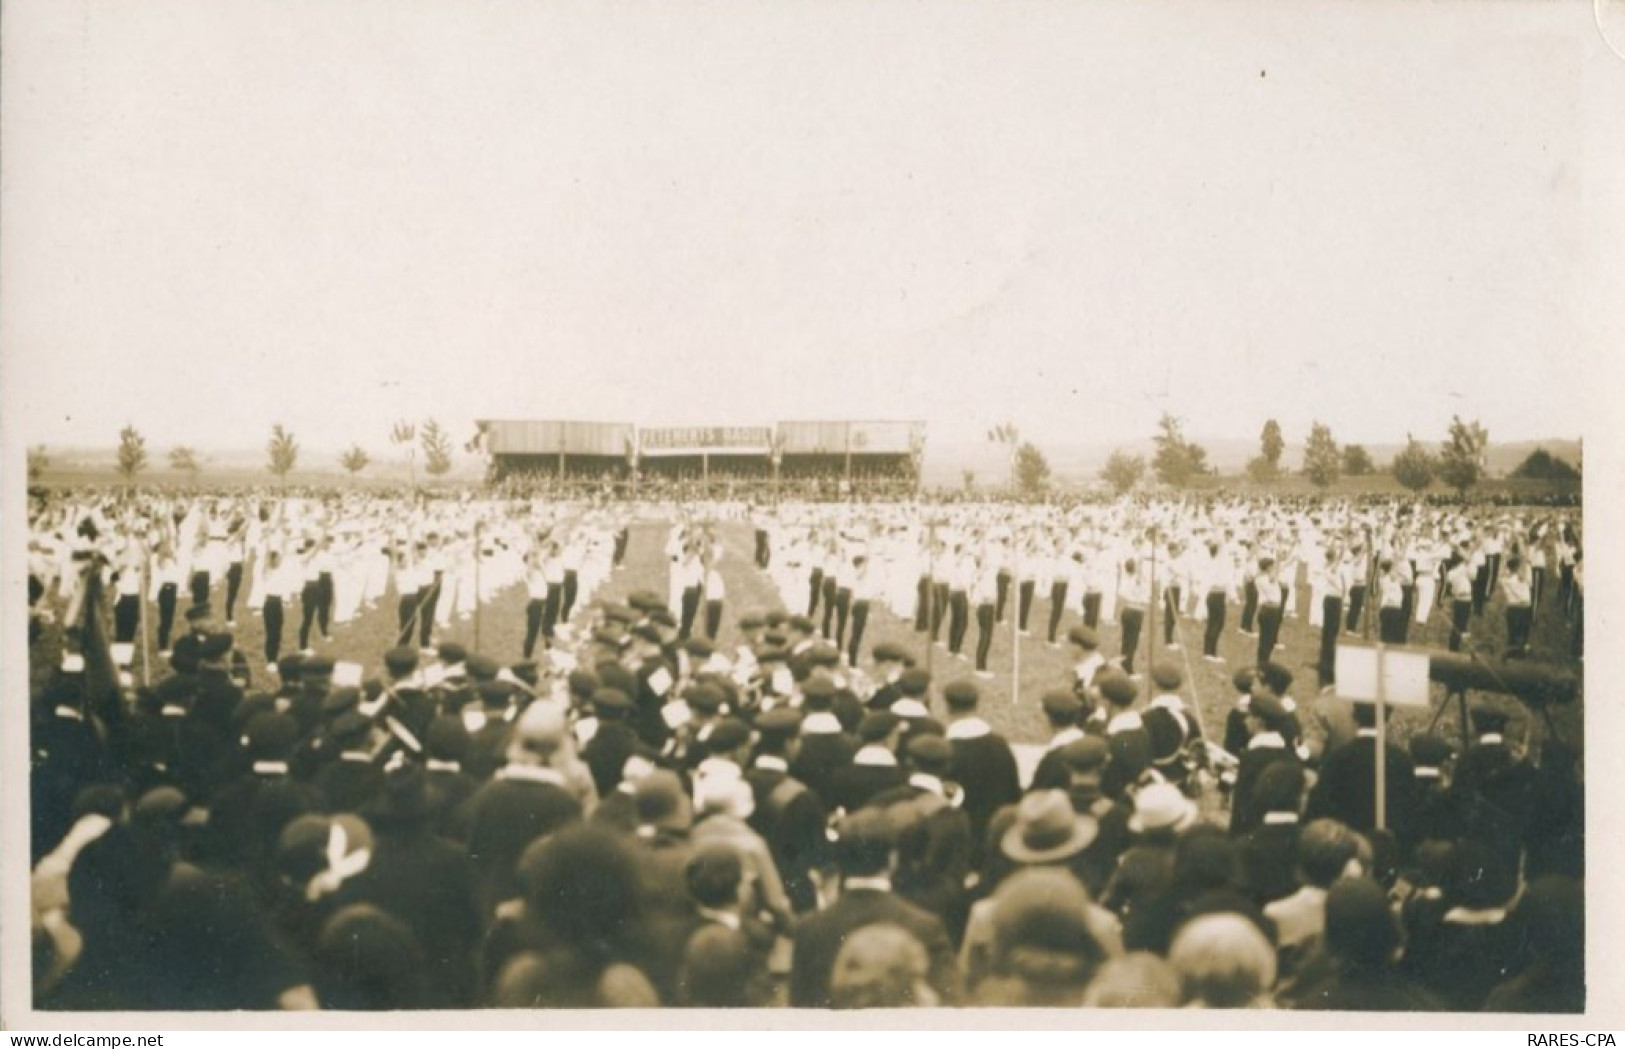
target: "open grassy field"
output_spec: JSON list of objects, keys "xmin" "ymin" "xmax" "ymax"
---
[{"xmin": 34, "ymin": 516, "xmax": 1583, "ymax": 764}]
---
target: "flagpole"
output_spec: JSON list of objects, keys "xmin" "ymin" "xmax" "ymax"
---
[
  {"xmin": 1010, "ymin": 529, "xmax": 1021, "ymax": 705},
  {"xmin": 473, "ymin": 519, "xmax": 483, "ymax": 652}
]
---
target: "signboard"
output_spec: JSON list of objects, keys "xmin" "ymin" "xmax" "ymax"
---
[
  {"xmin": 639, "ymin": 426, "xmax": 773, "ymax": 453},
  {"xmin": 1334, "ymin": 645, "xmax": 1431, "ymax": 707}
]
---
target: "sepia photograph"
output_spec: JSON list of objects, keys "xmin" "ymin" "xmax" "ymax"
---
[{"xmin": 2, "ymin": 0, "xmax": 1622, "ymax": 1031}]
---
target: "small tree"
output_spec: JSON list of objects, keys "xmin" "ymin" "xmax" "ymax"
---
[
  {"xmin": 168, "ymin": 445, "xmax": 201, "ymax": 483},
  {"xmin": 267, "ymin": 424, "xmax": 299, "ymax": 485},
  {"xmin": 1342, "ymin": 443, "xmax": 1374, "ymax": 477},
  {"xmin": 1301, "ymin": 421, "xmax": 1341, "ymax": 488},
  {"xmin": 1152, "ymin": 413, "xmax": 1208, "ymax": 488},
  {"xmin": 1260, "ymin": 419, "xmax": 1285, "ymax": 469},
  {"xmin": 1438, "ymin": 415, "xmax": 1489, "ymax": 496},
  {"xmin": 421, "ymin": 419, "xmax": 454, "ymax": 479},
  {"xmin": 1511, "ymin": 447, "xmax": 1579, "ymax": 481},
  {"xmin": 961, "ymin": 468, "xmax": 976, "ymax": 494},
  {"xmin": 1100, "ymin": 449, "xmax": 1146, "ymax": 496},
  {"xmin": 340, "ymin": 445, "xmax": 371, "ymax": 476},
  {"xmin": 1245, "ymin": 455, "xmax": 1280, "ymax": 484},
  {"xmin": 1392, "ymin": 434, "xmax": 1435, "ymax": 493},
  {"xmin": 27, "ymin": 445, "xmax": 49, "ymax": 484},
  {"xmin": 391, "ymin": 420, "xmax": 417, "ymax": 487},
  {"xmin": 1014, "ymin": 442, "xmax": 1051, "ymax": 496},
  {"xmin": 116, "ymin": 425, "xmax": 148, "ymax": 486}
]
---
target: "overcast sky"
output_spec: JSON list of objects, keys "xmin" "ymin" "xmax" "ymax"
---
[{"xmin": 3, "ymin": 0, "xmax": 1620, "ymax": 456}]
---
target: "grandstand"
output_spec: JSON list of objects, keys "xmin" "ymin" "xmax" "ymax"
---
[{"xmin": 475, "ymin": 418, "xmax": 925, "ymax": 494}]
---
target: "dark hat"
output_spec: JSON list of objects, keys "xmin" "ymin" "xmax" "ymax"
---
[
  {"xmin": 1001, "ymin": 790, "xmax": 1098, "ymax": 864},
  {"xmin": 1256, "ymin": 662, "xmax": 1294, "ymax": 697},
  {"xmin": 801, "ymin": 677, "xmax": 836, "ymax": 705},
  {"xmin": 476, "ymin": 680, "xmax": 513, "ymax": 709},
  {"xmin": 184, "ymin": 604, "xmax": 214, "ymax": 623},
  {"xmin": 943, "ymin": 680, "xmax": 979, "ymax": 710},
  {"xmin": 700, "ymin": 717, "xmax": 754, "ymax": 754},
  {"xmin": 384, "ymin": 647, "xmax": 419, "ymax": 677},
  {"xmin": 1470, "ymin": 705, "xmax": 1510, "ymax": 735},
  {"xmin": 904, "ymin": 733, "xmax": 952, "ymax": 772},
  {"xmin": 786, "ymin": 615, "xmax": 816, "ymax": 634},
  {"xmin": 738, "ymin": 614, "xmax": 765, "ymax": 632},
  {"xmin": 465, "ymin": 654, "xmax": 501, "ymax": 682},
  {"xmin": 1041, "ymin": 691, "xmax": 1084, "ymax": 724},
  {"xmin": 1060, "ymin": 736, "xmax": 1111, "ymax": 775},
  {"xmin": 630, "ymin": 624, "xmax": 662, "ymax": 646},
  {"xmin": 763, "ymin": 610, "xmax": 788, "ymax": 628},
  {"xmin": 154, "ymin": 673, "xmax": 196, "ymax": 708},
  {"xmin": 1408, "ymin": 733, "xmax": 1453, "ymax": 774},
  {"xmin": 1247, "ymin": 690, "xmax": 1288, "ymax": 726},
  {"xmin": 756, "ymin": 645, "xmax": 789, "ymax": 664},
  {"xmin": 596, "ymin": 662, "xmax": 636, "ymax": 696},
  {"xmin": 243, "ymin": 712, "xmax": 300, "ymax": 757},
  {"xmin": 322, "ymin": 686, "xmax": 360, "ymax": 717},
  {"xmin": 509, "ymin": 661, "xmax": 540, "ymax": 688},
  {"xmin": 634, "ymin": 770, "xmax": 692, "ymax": 831},
  {"xmin": 834, "ymin": 809, "xmax": 895, "ymax": 872},
  {"xmin": 685, "ymin": 684, "xmax": 726, "ymax": 715},
  {"xmin": 858, "ymin": 710, "xmax": 902, "ymax": 743},
  {"xmin": 754, "ymin": 706, "xmax": 804, "ymax": 741},
  {"xmin": 330, "ymin": 711, "xmax": 373, "ymax": 746},
  {"xmin": 601, "ymin": 603, "xmax": 636, "ymax": 625},
  {"xmin": 303, "ymin": 654, "xmax": 336, "ymax": 676},
  {"xmin": 1231, "ymin": 666, "xmax": 1256, "ymax": 694},
  {"xmin": 648, "ymin": 608, "xmax": 677, "ymax": 629},
  {"xmin": 897, "ymin": 668, "xmax": 931, "ymax": 698},
  {"xmin": 199, "ymin": 633, "xmax": 233, "ymax": 660},
  {"xmin": 1067, "ymin": 625, "xmax": 1100, "ymax": 650},
  {"xmin": 436, "ymin": 643, "xmax": 468, "ymax": 665},
  {"xmin": 627, "ymin": 590, "xmax": 663, "ymax": 612},
  {"xmin": 1324, "ymin": 878, "xmax": 1400, "ymax": 967},
  {"xmin": 685, "ymin": 638, "xmax": 716, "ymax": 660},
  {"xmin": 1150, "ymin": 660, "xmax": 1183, "ymax": 692},
  {"xmin": 872, "ymin": 642, "xmax": 910, "ymax": 664},
  {"xmin": 1143, "ymin": 706, "xmax": 1189, "ymax": 763},
  {"xmin": 1098, "ymin": 671, "xmax": 1138, "ymax": 709},
  {"xmin": 592, "ymin": 628, "xmax": 628, "ymax": 650},
  {"xmin": 276, "ymin": 654, "xmax": 305, "ymax": 680},
  {"xmin": 1252, "ymin": 760, "xmax": 1306, "ymax": 814},
  {"xmin": 592, "ymin": 688, "xmax": 635, "ymax": 716},
  {"xmin": 424, "ymin": 716, "xmax": 471, "ymax": 762}
]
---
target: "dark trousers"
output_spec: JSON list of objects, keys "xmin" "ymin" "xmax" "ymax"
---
[
  {"xmin": 543, "ymin": 585, "xmax": 563, "ymax": 640},
  {"xmin": 1240, "ymin": 581, "xmax": 1259, "ymax": 633},
  {"xmin": 1559, "ymin": 565, "xmax": 1576, "ymax": 618},
  {"xmin": 1506, "ymin": 605, "xmax": 1533, "ymax": 654},
  {"xmin": 418, "ymin": 577, "xmax": 442, "ymax": 647},
  {"xmin": 1571, "ymin": 594, "xmax": 1583, "ymax": 657},
  {"xmin": 1163, "ymin": 586, "xmax": 1183, "ymax": 645},
  {"xmin": 263, "ymin": 596, "xmax": 284, "ymax": 663},
  {"xmin": 821, "ymin": 577, "xmax": 840, "ymax": 638},
  {"xmin": 1530, "ymin": 567, "xmax": 1546, "ymax": 610},
  {"xmin": 613, "ymin": 529, "xmax": 628, "ymax": 567},
  {"xmin": 189, "ymin": 570, "xmax": 210, "ymax": 609},
  {"xmin": 561, "ymin": 570, "xmax": 579, "ymax": 622},
  {"xmin": 1257, "ymin": 604, "xmax": 1283, "ymax": 665},
  {"xmin": 1449, "ymin": 599, "xmax": 1473, "ymax": 652},
  {"xmin": 1346, "ymin": 585, "xmax": 1367, "ymax": 633},
  {"xmin": 1486, "ymin": 553, "xmax": 1503, "ymax": 595},
  {"xmin": 915, "ymin": 577, "xmax": 932, "ymax": 632},
  {"xmin": 995, "ymin": 571, "xmax": 1012, "ymax": 622},
  {"xmin": 931, "ymin": 582, "xmax": 950, "ymax": 643},
  {"xmin": 225, "ymin": 562, "xmax": 244, "ymax": 621},
  {"xmin": 808, "ymin": 569, "xmax": 824, "ymax": 618},
  {"xmin": 1204, "ymin": 592, "xmax": 1226, "ymax": 657},
  {"xmin": 156, "ymin": 583, "xmax": 177, "ymax": 650},
  {"xmin": 754, "ymin": 529, "xmax": 770, "ymax": 569},
  {"xmin": 1319, "ymin": 596, "xmax": 1342, "ymax": 686},
  {"xmin": 1400, "ymin": 584, "xmax": 1416, "ymax": 637},
  {"xmin": 524, "ymin": 598, "xmax": 546, "ymax": 657},
  {"xmin": 833, "ymin": 587, "xmax": 852, "ymax": 648},
  {"xmin": 1378, "ymin": 605, "xmax": 1407, "ymax": 646},
  {"xmin": 848, "ymin": 600, "xmax": 870, "ymax": 665},
  {"xmin": 948, "ymin": 590, "xmax": 970, "ymax": 655},
  {"xmin": 680, "ymin": 586, "xmax": 702, "ymax": 640},
  {"xmin": 975, "ymin": 602, "xmax": 996, "ymax": 670},
  {"xmin": 317, "ymin": 572, "xmax": 333, "ymax": 637},
  {"xmin": 1047, "ymin": 581, "xmax": 1069, "ymax": 643},
  {"xmin": 705, "ymin": 599, "xmax": 724, "ymax": 640},
  {"xmin": 1472, "ymin": 564, "xmax": 1490, "ymax": 617},
  {"xmin": 397, "ymin": 593, "xmax": 419, "ymax": 647},
  {"xmin": 114, "ymin": 594, "xmax": 141, "ymax": 644},
  {"xmin": 1120, "ymin": 607, "xmax": 1144, "ymax": 675},
  {"xmin": 1018, "ymin": 579, "xmax": 1035, "ymax": 632},
  {"xmin": 299, "ymin": 582, "xmax": 322, "ymax": 649},
  {"xmin": 1083, "ymin": 591, "xmax": 1102, "ymax": 630}
]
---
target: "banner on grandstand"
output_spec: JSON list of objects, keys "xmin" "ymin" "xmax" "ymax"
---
[
  {"xmin": 639, "ymin": 426, "xmax": 773, "ymax": 455},
  {"xmin": 777, "ymin": 420, "xmax": 925, "ymax": 456},
  {"xmin": 480, "ymin": 420, "xmax": 633, "ymax": 457},
  {"xmin": 847, "ymin": 421, "xmax": 922, "ymax": 456}
]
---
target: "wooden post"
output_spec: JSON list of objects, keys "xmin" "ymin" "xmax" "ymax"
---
[
  {"xmin": 473, "ymin": 519, "xmax": 483, "ymax": 652},
  {"xmin": 1148, "ymin": 525, "xmax": 1159, "ymax": 667},
  {"xmin": 1010, "ymin": 531, "xmax": 1021, "ymax": 704},
  {"xmin": 139, "ymin": 547, "xmax": 152, "ymax": 687},
  {"xmin": 1374, "ymin": 642, "xmax": 1388, "ymax": 831}
]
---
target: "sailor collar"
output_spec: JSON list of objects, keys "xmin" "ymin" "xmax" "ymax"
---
[
  {"xmin": 1248, "ymin": 732, "xmax": 1287, "ymax": 751},
  {"xmin": 754, "ymin": 755, "xmax": 789, "ymax": 773},
  {"xmin": 497, "ymin": 764, "xmax": 569, "ymax": 787},
  {"xmin": 1047, "ymin": 726, "xmax": 1085, "ymax": 751},
  {"xmin": 802, "ymin": 711, "xmax": 842, "ymax": 735},
  {"xmin": 1107, "ymin": 711, "xmax": 1145, "ymax": 735},
  {"xmin": 853, "ymin": 745, "xmax": 898, "ymax": 768},
  {"xmin": 946, "ymin": 717, "xmax": 991, "ymax": 741}
]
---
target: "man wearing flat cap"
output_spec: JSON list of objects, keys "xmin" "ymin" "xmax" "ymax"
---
[
  {"xmin": 746, "ymin": 706, "xmax": 827, "ymax": 914},
  {"xmin": 943, "ymin": 679, "xmax": 1022, "ymax": 863},
  {"xmin": 828, "ymin": 712, "xmax": 909, "ymax": 815},
  {"xmin": 1230, "ymin": 673, "xmax": 1302, "ymax": 836},
  {"xmin": 789, "ymin": 809, "xmax": 961, "ymax": 1008},
  {"xmin": 1027, "ymin": 690, "xmax": 1087, "ymax": 792}
]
